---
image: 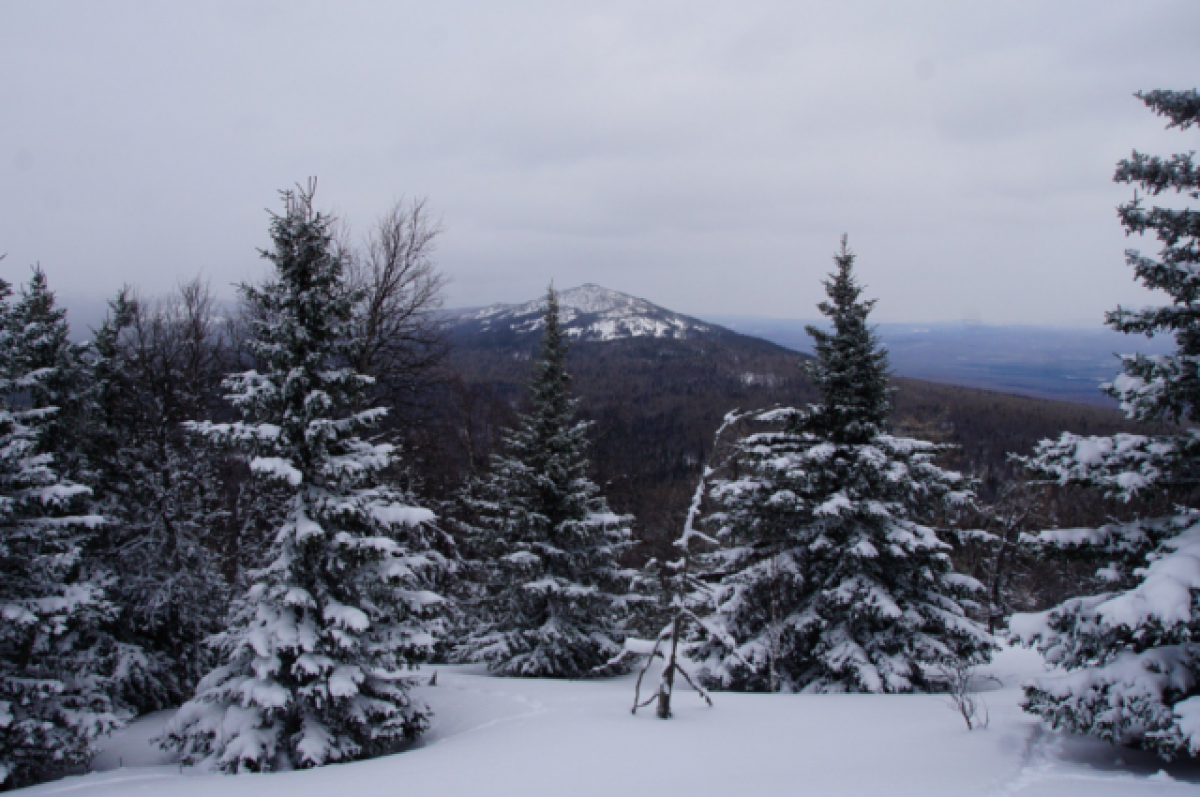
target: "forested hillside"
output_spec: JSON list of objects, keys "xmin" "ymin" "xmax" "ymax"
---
[{"xmin": 424, "ymin": 286, "xmax": 1149, "ymax": 555}]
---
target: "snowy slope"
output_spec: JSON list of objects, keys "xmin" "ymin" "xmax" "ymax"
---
[
  {"xmin": 455, "ymin": 284, "xmax": 713, "ymax": 343},
  {"xmin": 20, "ymin": 647, "xmax": 1199, "ymax": 797}
]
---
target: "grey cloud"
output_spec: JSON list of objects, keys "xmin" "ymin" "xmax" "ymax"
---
[{"xmin": 1, "ymin": 0, "xmax": 1197, "ymax": 325}]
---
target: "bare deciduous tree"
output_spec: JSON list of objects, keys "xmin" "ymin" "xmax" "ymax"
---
[
  {"xmin": 345, "ymin": 196, "xmax": 450, "ymax": 406},
  {"xmin": 982, "ymin": 480, "xmax": 1048, "ymax": 631},
  {"xmin": 953, "ymin": 478, "xmax": 1051, "ymax": 633},
  {"xmin": 606, "ymin": 412, "xmax": 751, "ymax": 718},
  {"xmin": 942, "ymin": 661, "xmax": 996, "ymax": 731},
  {"xmin": 88, "ymin": 277, "xmax": 236, "ymax": 711}
]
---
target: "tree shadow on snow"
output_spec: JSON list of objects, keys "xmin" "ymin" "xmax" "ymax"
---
[{"xmin": 1052, "ymin": 730, "xmax": 1200, "ymax": 785}]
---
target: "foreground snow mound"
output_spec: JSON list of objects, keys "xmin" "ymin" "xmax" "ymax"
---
[
  {"xmin": 1012, "ymin": 516, "xmax": 1200, "ymax": 758},
  {"xmin": 18, "ymin": 652, "xmax": 1200, "ymax": 797}
]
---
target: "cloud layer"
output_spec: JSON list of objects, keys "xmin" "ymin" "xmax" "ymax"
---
[{"xmin": 2, "ymin": 0, "xmax": 1197, "ymax": 323}]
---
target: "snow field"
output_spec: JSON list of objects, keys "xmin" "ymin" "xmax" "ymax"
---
[{"xmin": 20, "ymin": 647, "xmax": 1199, "ymax": 797}]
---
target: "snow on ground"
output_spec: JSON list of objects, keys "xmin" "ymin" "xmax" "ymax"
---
[
  {"xmin": 18, "ymin": 646, "xmax": 1200, "ymax": 797},
  {"xmin": 87, "ymin": 711, "xmax": 176, "ymax": 772}
]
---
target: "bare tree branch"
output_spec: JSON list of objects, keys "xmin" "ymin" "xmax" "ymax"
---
[{"xmin": 345, "ymin": 196, "xmax": 450, "ymax": 407}]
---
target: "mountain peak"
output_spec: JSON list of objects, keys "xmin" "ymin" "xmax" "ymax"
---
[{"xmin": 456, "ymin": 284, "xmax": 713, "ymax": 342}]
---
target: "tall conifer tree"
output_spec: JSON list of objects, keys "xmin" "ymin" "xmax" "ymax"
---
[
  {"xmin": 454, "ymin": 287, "xmax": 637, "ymax": 677},
  {"xmin": 1013, "ymin": 90, "xmax": 1200, "ymax": 759},
  {"xmin": 8, "ymin": 267, "xmax": 91, "ymax": 481},
  {"xmin": 162, "ymin": 185, "xmax": 449, "ymax": 772},
  {"xmin": 802, "ymin": 241, "xmax": 891, "ymax": 445},
  {"xmin": 692, "ymin": 239, "xmax": 991, "ymax": 693},
  {"xmin": 0, "ymin": 269, "xmax": 117, "ymax": 789}
]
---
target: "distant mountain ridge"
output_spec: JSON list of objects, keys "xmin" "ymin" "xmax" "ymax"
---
[
  {"xmin": 450, "ymin": 284, "xmax": 716, "ymax": 344},
  {"xmin": 437, "ymin": 283, "xmax": 1147, "ymax": 554}
]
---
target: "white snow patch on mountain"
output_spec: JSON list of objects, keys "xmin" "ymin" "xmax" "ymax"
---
[
  {"xmin": 462, "ymin": 284, "xmax": 712, "ymax": 342},
  {"xmin": 740, "ymin": 372, "xmax": 782, "ymax": 387}
]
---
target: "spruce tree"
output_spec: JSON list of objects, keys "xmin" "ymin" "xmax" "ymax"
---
[
  {"xmin": 8, "ymin": 267, "xmax": 91, "ymax": 482},
  {"xmin": 802, "ymin": 241, "xmax": 890, "ymax": 445},
  {"xmin": 454, "ymin": 286, "xmax": 637, "ymax": 677},
  {"xmin": 692, "ymin": 239, "xmax": 992, "ymax": 693},
  {"xmin": 161, "ymin": 185, "xmax": 449, "ymax": 772},
  {"xmin": 0, "ymin": 270, "xmax": 118, "ymax": 790},
  {"xmin": 1012, "ymin": 90, "xmax": 1200, "ymax": 759},
  {"xmin": 5, "ymin": 271, "xmax": 174, "ymax": 718}
]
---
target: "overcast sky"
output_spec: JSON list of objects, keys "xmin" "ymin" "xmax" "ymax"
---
[{"xmin": 1, "ymin": 1, "xmax": 1197, "ymax": 325}]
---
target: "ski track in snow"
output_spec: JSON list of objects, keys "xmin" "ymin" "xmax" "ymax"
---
[
  {"xmin": 414, "ymin": 675, "xmax": 550, "ymax": 747},
  {"xmin": 988, "ymin": 710, "xmax": 1198, "ymax": 796},
  {"xmin": 991, "ymin": 723, "xmax": 1060, "ymax": 795},
  {"xmin": 31, "ymin": 771, "xmax": 181, "ymax": 795}
]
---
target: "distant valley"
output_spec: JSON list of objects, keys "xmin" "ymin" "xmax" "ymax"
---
[{"xmin": 703, "ymin": 316, "xmax": 1174, "ymax": 407}]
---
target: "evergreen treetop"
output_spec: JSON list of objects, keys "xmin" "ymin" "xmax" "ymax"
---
[
  {"xmin": 1104, "ymin": 88, "xmax": 1200, "ymax": 429},
  {"xmin": 803, "ymin": 236, "xmax": 891, "ymax": 444},
  {"xmin": 516, "ymin": 286, "xmax": 595, "ymax": 529},
  {"xmin": 8, "ymin": 266, "xmax": 91, "ymax": 480}
]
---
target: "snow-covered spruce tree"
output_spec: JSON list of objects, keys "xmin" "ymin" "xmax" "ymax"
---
[
  {"xmin": 8, "ymin": 267, "xmax": 92, "ymax": 483},
  {"xmin": 6, "ymin": 272, "xmax": 173, "ymax": 717},
  {"xmin": 84, "ymin": 283, "xmax": 232, "ymax": 714},
  {"xmin": 691, "ymin": 238, "xmax": 992, "ymax": 693},
  {"xmin": 160, "ymin": 185, "xmax": 449, "ymax": 772},
  {"xmin": 0, "ymin": 270, "xmax": 118, "ymax": 790},
  {"xmin": 454, "ymin": 286, "xmax": 638, "ymax": 677},
  {"xmin": 1011, "ymin": 90, "xmax": 1200, "ymax": 759}
]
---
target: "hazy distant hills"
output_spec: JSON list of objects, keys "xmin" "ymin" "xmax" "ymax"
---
[
  {"xmin": 61, "ymin": 284, "xmax": 1171, "ymax": 408},
  {"xmin": 48, "ymin": 284, "xmax": 1158, "ymax": 548},
  {"xmin": 706, "ymin": 316, "xmax": 1173, "ymax": 407},
  {"xmin": 443, "ymin": 283, "xmax": 1173, "ymax": 407}
]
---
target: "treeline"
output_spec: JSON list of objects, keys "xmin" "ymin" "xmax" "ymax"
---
[{"xmin": 0, "ymin": 190, "xmax": 454, "ymax": 786}]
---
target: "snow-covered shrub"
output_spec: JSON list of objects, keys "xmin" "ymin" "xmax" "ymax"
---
[
  {"xmin": 692, "ymin": 239, "xmax": 993, "ymax": 693},
  {"xmin": 614, "ymin": 416, "xmax": 744, "ymax": 718},
  {"xmin": 1012, "ymin": 90, "xmax": 1200, "ymax": 759},
  {"xmin": 453, "ymin": 287, "xmax": 639, "ymax": 677},
  {"xmin": 160, "ymin": 185, "xmax": 451, "ymax": 773}
]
